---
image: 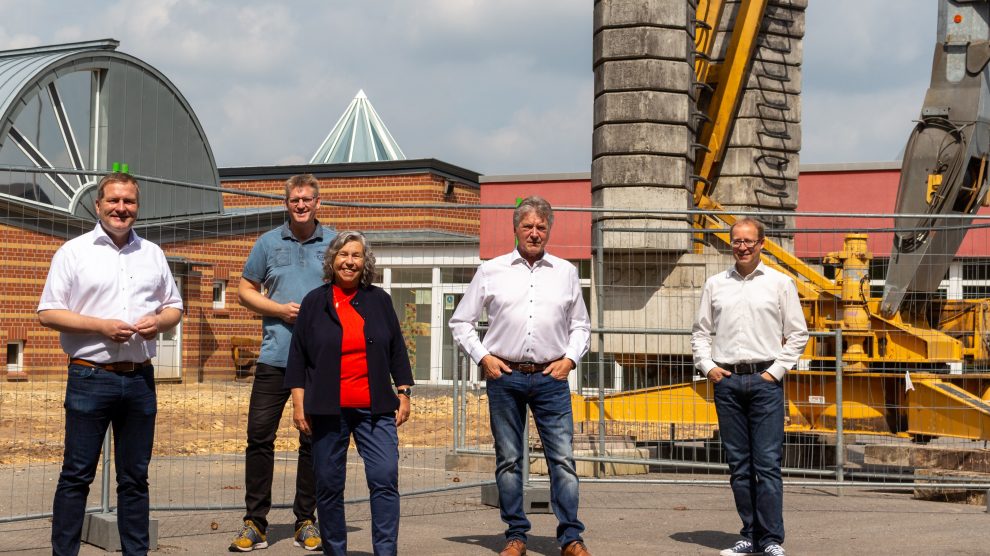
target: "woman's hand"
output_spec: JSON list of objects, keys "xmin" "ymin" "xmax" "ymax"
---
[
  {"xmin": 396, "ymin": 394, "xmax": 411, "ymax": 427},
  {"xmin": 293, "ymin": 405, "xmax": 311, "ymax": 436},
  {"xmin": 290, "ymin": 388, "xmax": 311, "ymax": 436}
]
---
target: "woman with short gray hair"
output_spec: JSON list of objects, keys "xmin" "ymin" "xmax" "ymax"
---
[{"xmin": 285, "ymin": 231, "xmax": 413, "ymax": 555}]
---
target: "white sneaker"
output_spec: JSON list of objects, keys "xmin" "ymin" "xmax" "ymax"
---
[
  {"xmin": 720, "ymin": 539, "xmax": 761, "ymax": 556},
  {"xmin": 763, "ymin": 543, "xmax": 785, "ymax": 556}
]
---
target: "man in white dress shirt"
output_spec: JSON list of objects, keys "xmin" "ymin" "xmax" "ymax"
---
[
  {"xmin": 38, "ymin": 172, "xmax": 183, "ymax": 556},
  {"xmin": 691, "ymin": 217, "xmax": 808, "ymax": 556},
  {"xmin": 450, "ymin": 196, "xmax": 592, "ymax": 556}
]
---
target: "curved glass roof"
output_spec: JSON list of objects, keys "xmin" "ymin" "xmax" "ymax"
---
[
  {"xmin": 310, "ymin": 89, "xmax": 406, "ymax": 164},
  {"xmin": 0, "ymin": 39, "xmax": 221, "ymax": 221}
]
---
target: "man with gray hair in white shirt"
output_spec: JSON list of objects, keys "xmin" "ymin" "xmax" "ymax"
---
[
  {"xmin": 691, "ymin": 216, "xmax": 808, "ymax": 556},
  {"xmin": 450, "ymin": 196, "xmax": 592, "ymax": 556}
]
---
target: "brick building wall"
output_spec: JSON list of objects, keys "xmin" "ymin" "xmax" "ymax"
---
[
  {"xmin": 223, "ymin": 172, "xmax": 479, "ymax": 235},
  {"xmin": 5, "ymin": 168, "xmax": 480, "ymax": 382}
]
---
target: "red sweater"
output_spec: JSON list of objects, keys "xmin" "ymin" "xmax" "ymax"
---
[{"xmin": 333, "ymin": 285, "xmax": 370, "ymax": 408}]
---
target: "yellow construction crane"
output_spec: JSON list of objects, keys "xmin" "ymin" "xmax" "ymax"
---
[{"xmin": 576, "ymin": 0, "xmax": 990, "ymax": 442}]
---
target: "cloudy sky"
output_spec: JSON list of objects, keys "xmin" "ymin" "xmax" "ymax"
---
[{"xmin": 2, "ymin": 0, "xmax": 937, "ymax": 175}]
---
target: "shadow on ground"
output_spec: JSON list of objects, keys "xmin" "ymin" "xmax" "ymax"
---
[
  {"xmin": 670, "ymin": 530, "xmax": 740, "ymax": 551},
  {"xmin": 266, "ymin": 523, "xmax": 364, "ymax": 553},
  {"xmin": 445, "ymin": 533, "xmax": 558, "ymax": 555}
]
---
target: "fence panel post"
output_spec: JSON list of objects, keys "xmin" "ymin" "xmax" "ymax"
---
[{"xmin": 834, "ymin": 328, "xmax": 845, "ymax": 494}]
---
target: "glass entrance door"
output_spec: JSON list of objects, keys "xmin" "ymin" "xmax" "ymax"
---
[
  {"xmin": 441, "ymin": 292, "xmax": 463, "ymax": 382},
  {"xmin": 152, "ymin": 274, "xmax": 182, "ymax": 380},
  {"xmin": 390, "ymin": 286, "xmax": 432, "ymax": 382}
]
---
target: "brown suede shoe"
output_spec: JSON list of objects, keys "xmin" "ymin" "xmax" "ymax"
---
[
  {"xmin": 500, "ymin": 538, "xmax": 527, "ymax": 556},
  {"xmin": 561, "ymin": 540, "xmax": 591, "ymax": 556}
]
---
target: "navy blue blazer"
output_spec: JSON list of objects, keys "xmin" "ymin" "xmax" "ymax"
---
[{"xmin": 285, "ymin": 283, "xmax": 414, "ymax": 415}]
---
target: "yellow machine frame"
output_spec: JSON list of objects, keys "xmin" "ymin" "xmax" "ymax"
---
[{"xmin": 576, "ymin": 0, "xmax": 990, "ymax": 442}]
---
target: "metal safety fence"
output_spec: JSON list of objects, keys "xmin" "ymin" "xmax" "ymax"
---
[{"xmin": 5, "ymin": 185, "xmax": 990, "ymax": 527}]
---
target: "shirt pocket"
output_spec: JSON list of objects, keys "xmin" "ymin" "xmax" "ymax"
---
[
  {"xmin": 272, "ymin": 247, "xmax": 292, "ymax": 268},
  {"xmin": 132, "ymin": 268, "xmax": 164, "ymax": 298}
]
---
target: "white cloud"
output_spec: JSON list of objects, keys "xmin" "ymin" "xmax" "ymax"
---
[
  {"xmin": 0, "ymin": 27, "xmax": 41, "ymax": 50},
  {"xmin": 106, "ymin": 0, "xmax": 294, "ymax": 74},
  {"xmin": 52, "ymin": 26, "xmax": 85, "ymax": 43},
  {"xmin": 442, "ymin": 82, "xmax": 591, "ymax": 174},
  {"xmin": 801, "ymin": 0, "xmax": 934, "ymax": 162},
  {"xmin": 802, "ymin": 87, "xmax": 924, "ymax": 163},
  {"xmin": 804, "ymin": 0, "xmax": 934, "ymax": 90},
  {"xmin": 0, "ymin": 1, "xmax": 947, "ymax": 173}
]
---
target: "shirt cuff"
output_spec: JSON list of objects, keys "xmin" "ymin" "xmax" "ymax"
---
[
  {"xmin": 469, "ymin": 346, "xmax": 490, "ymax": 366},
  {"xmin": 564, "ymin": 350, "xmax": 582, "ymax": 368},
  {"xmin": 699, "ymin": 360, "xmax": 717, "ymax": 375},
  {"xmin": 767, "ymin": 364, "xmax": 787, "ymax": 382}
]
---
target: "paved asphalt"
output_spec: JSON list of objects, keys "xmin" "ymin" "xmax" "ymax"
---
[{"xmin": 0, "ymin": 481, "xmax": 986, "ymax": 555}]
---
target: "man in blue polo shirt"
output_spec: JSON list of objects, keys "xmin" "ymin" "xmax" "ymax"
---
[{"xmin": 230, "ymin": 174, "xmax": 333, "ymax": 552}]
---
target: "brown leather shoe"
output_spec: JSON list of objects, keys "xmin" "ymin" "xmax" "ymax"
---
[
  {"xmin": 500, "ymin": 538, "xmax": 527, "ymax": 556},
  {"xmin": 561, "ymin": 540, "xmax": 591, "ymax": 556}
]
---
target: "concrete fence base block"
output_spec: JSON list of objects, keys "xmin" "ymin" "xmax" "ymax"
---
[
  {"xmin": 81, "ymin": 512, "xmax": 158, "ymax": 551},
  {"xmin": 445, "ymin": 452, "xmax": 495, "ymax": 473},
  {"xmin": 481, "ymin": 483, "xmax": 552, "ymax": 514}
]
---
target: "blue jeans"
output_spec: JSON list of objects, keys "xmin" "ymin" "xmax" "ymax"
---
[
  {"xmin": 486, "ymin": 371, "xmax": 584, "ymax": 547},
  {"xmin": 310, "ymin": 409, "xmax": 399, "ymax": 556},
  {"xmin": 51, "ymin": 363, "xmax": 157, "ymax": 556},
  {"xmin": 714, "ymin": 373, "xmax": 785, "ymax": 551},
  {"xmin": 244, "ymin": 363, "xmax": 316, "ymax": 532}
]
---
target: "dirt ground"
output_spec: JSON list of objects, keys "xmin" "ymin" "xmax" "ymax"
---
[
  {"xmin": 0, "ymin": 380, "xmax": 494, "ymax": 465},
  {"xmin": 0, "ymin": 378, "xmax": 719, "ymax": 466}
]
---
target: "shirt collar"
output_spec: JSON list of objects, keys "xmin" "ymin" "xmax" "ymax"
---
[
  {"xmin": 509, "ymin": 249, "xmax": 553, "ymax": 269},
  {"xmin": 280, "ymin": 219, "xmax": 324, "ymax": 243},
  {"xmin": 728, "ymin": 261, "xmax": 766, "ymax": 280},
  {"xmin": 92, "ymin": 222, "xmax": 138, "ymax": 249}
]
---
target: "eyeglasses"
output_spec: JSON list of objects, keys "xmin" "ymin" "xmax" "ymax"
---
[
  {"xmin": 287, "ymin": 196, "xmax": 317, "ymax": 205},
  {"xmin": 730, "ymin": 239, "xmax": 760, "ymax": 248}
]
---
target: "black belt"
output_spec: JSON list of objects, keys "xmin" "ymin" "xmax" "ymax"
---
[
  {"xmin": 70, "ymin": 358, "xmax": 151, "ymax": 373},
  {"xmin": 494, "ymin": 356, "xmax": 554, "ymax": 374},
  {"xmin": 717, "ymin": 360, "xmax": 774, "ymax": 375}
]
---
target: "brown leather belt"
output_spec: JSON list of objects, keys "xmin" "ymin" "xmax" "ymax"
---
[
  {"xmin": 717, "ymin": 360, "xmax": 774, "ymax": 375},
  {"xmin": 70, "ymin": 358, "xmax": 151, "ymax": 373},
  {"xmin": 494, "ymin": 356, "xmax": 555, "ymax": 374}
]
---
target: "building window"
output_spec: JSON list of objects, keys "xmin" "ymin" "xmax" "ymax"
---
[
  {"xmin": 440, "ymin": 267, "xmax": 477, "ymax": 283},
  {"xmin": 391, "ymin": 267, "xmax": 433, "ymax": 284},
  {"xmin": 6, "ymin": 341, "xmax": 23, "ymax": 372},
  {"xmin": 212, "ymin": 280, "xmax": 226, "ymax": 309}
]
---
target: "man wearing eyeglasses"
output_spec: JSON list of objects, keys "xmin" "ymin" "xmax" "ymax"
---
[
  {"xmin": 231, "ymin": 174, "xmax": 333, "ymax": 552},
  {"xmin": 691, "ymin": 217, "xmax": 808, "ymax": 556}
]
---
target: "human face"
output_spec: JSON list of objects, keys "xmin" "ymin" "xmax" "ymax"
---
[
  {"xmin": 285, "ymin": 185, "xmax": 320, "ymax": 226},
  {"xmin": 730, "ymin": 222, "xmax": 763, "ymax": 273},
  {"xmin": 515, "ymin": 211, "xmax": 550, "ymax": 264},
  {"xmin": 95, "ymin": 180, "xmax": 139, "ymax": 243},
  {"xmin": 333, "ymin": 240, "xmax": 366, "ymax": 289}
]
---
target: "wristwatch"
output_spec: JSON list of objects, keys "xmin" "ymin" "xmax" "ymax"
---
[{"xmin": 396, "ymin": 387, "xmax": 412, "ymax": 398}]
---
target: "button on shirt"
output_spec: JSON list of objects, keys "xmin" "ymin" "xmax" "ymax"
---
[
  {"xmin": 241, "ymin": 222, "xmax": 333, "ymax": 367},
  {"xmin": 691, "ymin": 262, "xmax": 809, "ymax": 382},
  {"xmin": 449, "ymin": 250, "xmax": 590, "ymax": 366},
  {"xmin": 37, "ymin": 223, "xmax": 184, "ymax": 363}
]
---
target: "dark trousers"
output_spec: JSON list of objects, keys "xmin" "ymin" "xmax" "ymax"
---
[
  {"xmin": 243, "ymin": 363, "xmax": 316, "ymax": 531},
  {"xmin": 310, "ymin": 409, "xmax": 400, "ymax": 556},
  {"xmin": 51, "ymin": 364, "xmax": 157, "ymax": 556},
  {"xmin": 714, "ymin": 373, "xmax": 786, "ymax": 551},
  {"xmin": 486, "ymin": 371, "xmax": 584, "ymax": 548}
]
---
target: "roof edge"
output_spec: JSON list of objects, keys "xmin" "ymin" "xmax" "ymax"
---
[
  {"xmin": 800, "ymin": 161, "xmax": 902, "ymax": 173},
  {"xmin": 219, "ymin": 158, "xmax": 480, "ymax": 186},
  {"xmin": 481, "ymin": 171, "xmax": 591, "ymax": 183},
  {"xmin": 0, "ymin": 38, "xmax": 119, "ymax": 59}
]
